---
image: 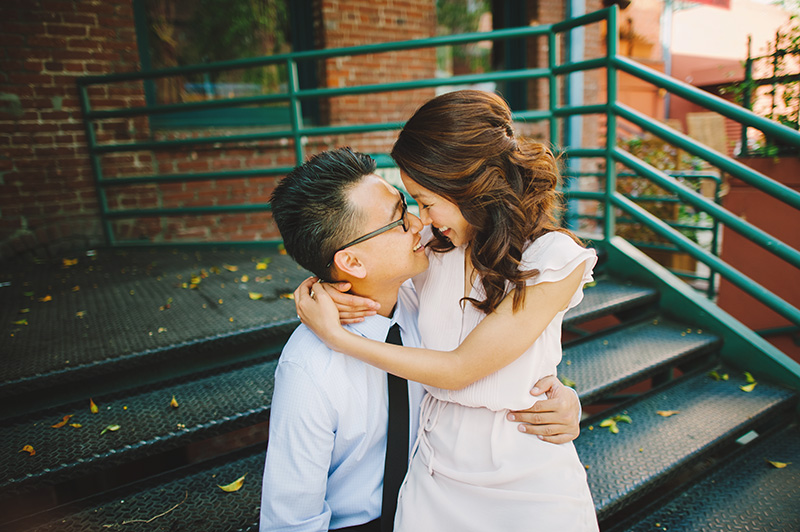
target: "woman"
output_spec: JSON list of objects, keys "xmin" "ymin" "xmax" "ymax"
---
[{"xmin": 297, "ymin": 90, "xmax": 598, "ymax": 531}]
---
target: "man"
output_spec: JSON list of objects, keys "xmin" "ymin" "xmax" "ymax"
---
[{"xmin": 261, "ymin": 148, "xmax": 581, "ymax": 531}]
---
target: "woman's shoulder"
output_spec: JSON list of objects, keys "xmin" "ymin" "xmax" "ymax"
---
[{"xmin": 521, "ymin": 231, "xmax": 595, "ymax": 274}]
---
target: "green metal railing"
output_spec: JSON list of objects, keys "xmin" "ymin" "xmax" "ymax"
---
[{"xmin": 78, "ymin": 6, "xmax": 800, "ymax": 331}]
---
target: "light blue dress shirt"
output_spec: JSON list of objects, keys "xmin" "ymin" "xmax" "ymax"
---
[{"xmin": 260, "ymin": 283, "xmax": 425, "ymax": 532}]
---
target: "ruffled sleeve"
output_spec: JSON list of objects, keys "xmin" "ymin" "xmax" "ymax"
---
[{"xmin": 521, "ymin": 232, "xmax": 597, "ymax": 311}]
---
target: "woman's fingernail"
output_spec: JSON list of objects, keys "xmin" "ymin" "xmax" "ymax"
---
[{"xmin": 507, "ymin": 413, "xmax": 515, "ymax": 421}]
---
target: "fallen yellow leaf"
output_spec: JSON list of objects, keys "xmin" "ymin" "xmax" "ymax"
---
[
  {"xmin": 249, "ymin": 292, "xmax": 263, "ymax": 300},
  {"xmin": 52, "ymin": 414, "xmax": 73, "ymax": 428},
  {"xmin": 223, "ymin": 264, "xmax": 239, "ymax": 272},
  {"xmin": 740, "ymin": 382, "xmax": 757, "ymax": 392},
  {"xmin": 69, "ymin": 423, "xmax": 82, "ymax": 428},
  {"xmin": 19, "ymin": 308, "xmax": 30, "ymax": 314},
  {"xmin": 256, "ymin": 262, "xmax": 268, "ymax": 270},
  {"xmin": 210, "ymin": 266, "xmax": 221, "ymax": 274},
  {"xmin": 72, "ymin": 285, "xmax": 80, "ymax": 292},
  {"xmin": 20, "ymin": 445, "xmax": 35, "ymax": 456},
  {"xmin": 13, "ymin": 319, "xmax": 28, "ymax": 326},
  {"xmin": 656, "ymin": 410, "xmax": 680, "ymax": 417},
  {"xmin": 278, "ymin": 244, "xmax": 287, "ymax": 255},
  {"xmin": 241, "ymin": 275, "xmax": 249, "ymax": 282},
  {"xmin": 90, "ymin": 398, "xmax": 99, "ymax": 414},
  {"xmin": 766, "ymin": 460, "xmax": 790, "ymax": 469},
  {"xmin": 218, "ymin": 473, "xmax": 247, "ymax": 492},
  {"xmin": 560, "ymin": 376, "xmax": 577, "ymax": 389},
  {"xmin": 62, "ymin": 258, "xmax": 78, "ymax": 267},
  {"xmin": 170, "ymin": 395, "xmax": 179, "ymax": 408},
  {"xmin": 744, "ymin": 371, "xmax": 756, "ymax": 384},
  {"xmin": 100, "ymin": 424, "xmax": 120, "ymax": 435},
  {"xmin": 279, "ymin": 293, "xmax": 294, "ymax": 300},
  {"xmin": 39, "ymin": 295, "xmax": 52, "ymax": 302}
]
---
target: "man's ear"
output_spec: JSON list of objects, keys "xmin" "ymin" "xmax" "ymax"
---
[{"xmin": 333, "ymin": 249, "xmax": 367, "ymax": 279}]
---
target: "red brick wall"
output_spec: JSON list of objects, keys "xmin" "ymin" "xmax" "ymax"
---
[
  {"xmin": 316, "ymin": 0, "xmax": 437, "ymax": 153},
  {"xmin": 0, "ymin": 0, "xmax": 439, "ymax": 259},
  {"xmin": 0, "ymin": 0, "xmax": 145, "ymax": 259}
]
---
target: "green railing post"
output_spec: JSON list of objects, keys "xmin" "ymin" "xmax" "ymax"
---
[
  {"xmin": 78, "ymin": 85, "xmax": 114, "ymax": 245},
  {"xmin": 741, "ymin": 36, "xmax": 752, "ymax": 156},
  {"xmin": 287, "ymin": 59, "xmax": 304, "ymax": 165},
  {"xmin": 604, "ymin": 5, "xmax": 619, "ymax": 240},
  {"xmin": 548, "ymin": 30, "xmax": 559, "ymax": 148}
]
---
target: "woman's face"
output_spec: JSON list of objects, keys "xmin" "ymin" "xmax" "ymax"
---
[{"xmin": 400, "ymin": 171, "xmax": 472, "ymax": 248}]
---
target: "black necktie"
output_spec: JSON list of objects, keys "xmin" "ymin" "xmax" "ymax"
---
[{"xmin": 381, "ymin": 323, "xmax": 408, "ymax": 532}]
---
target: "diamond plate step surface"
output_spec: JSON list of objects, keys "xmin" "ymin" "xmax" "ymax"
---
[
  {"xmin": 0, "ymin": 247, "xmax": 308, "ymax": 399},
  {"xmin": 576, "ymin": 369, "xmax": 798, "ymax": 520},
  {"xmin": 562, "ymin": 318, "xmax": 721, "ymax": 403},
  {"xmin": 18, "ymin": 444, "xmax": 265, "ymax": 532},
  {"xmin": 619, "ymin": 424, "xmax": 800, "ymax": 532},
  {"xmin": 564, "ymin": 277, "xmax": 659, "ymax": 327},
  {"xmin": 0, "ymin": 358, "xmax": 278, "ymax": 499}
]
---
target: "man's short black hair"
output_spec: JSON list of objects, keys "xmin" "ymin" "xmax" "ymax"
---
[{"xmin": 270, "ymin": 147, "xmax": 377, "ymax": 280}]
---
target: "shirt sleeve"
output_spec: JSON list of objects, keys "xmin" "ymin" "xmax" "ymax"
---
[
  {"xmin": 260, "ymin": 361, "xmax": 337, "ymax": 532},
  {"xmin": 522, "ymin": 232, "xmax": 597, "ymax": 312}
]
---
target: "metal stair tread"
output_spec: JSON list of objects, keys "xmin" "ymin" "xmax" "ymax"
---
[
  {"xmin": 19, "ymin": 444, "xmax": 265, "ymax": 532},
  {"xmin": 562, "ymin": 318, "xmax": 721, "ymax": 403},
  {"xmin": 0, "ymin": 246, "xmax": 308, "ymax": 399},
  {"xmin": 564, "ymin": 277, "xmax": 659, "ymax": 327},
  {"xmin": 619, "ymin": 424, "xmax": 800, "ymax": 532},
  {"xmin": 0, "ymin": 358, "xmax": 278, "ymax": 498},
  {"xmin": 576, "ymin": 370, "xmax": 798, "ymax": 519}
]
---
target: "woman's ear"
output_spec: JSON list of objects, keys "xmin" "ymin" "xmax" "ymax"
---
[{"xmin": 333, "ymin": 249, "xmax": 367, "ymax": 279}]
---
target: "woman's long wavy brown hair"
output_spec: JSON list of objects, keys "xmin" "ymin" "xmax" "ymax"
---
[{"xmin": 391, "ymin": 90, "xmax": 576, "ymax": 314}]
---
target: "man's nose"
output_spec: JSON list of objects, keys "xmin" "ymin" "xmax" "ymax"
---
[{"xmin": 409, "ymin": 212, "xmax": 424, "ymax": 233}]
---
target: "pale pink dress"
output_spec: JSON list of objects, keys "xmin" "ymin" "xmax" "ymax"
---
[{"xmin": 395, "ymin": 231, "xmax": 599, "ymax": 532}]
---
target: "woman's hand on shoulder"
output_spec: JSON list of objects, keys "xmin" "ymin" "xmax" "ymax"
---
[
  {"xmin": 319, "ymin": 280, "xmax": 380, "ymax": 324},
  {"xmin": 294, "ymin": 277, "xmax": 350, "ymax": 349}
]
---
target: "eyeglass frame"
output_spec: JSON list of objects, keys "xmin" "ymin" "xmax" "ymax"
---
[{"xmin": 325, "ymin": 193, "xmax": 409, "ymax": 269}]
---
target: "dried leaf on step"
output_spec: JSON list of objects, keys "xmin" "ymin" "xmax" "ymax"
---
[
  {"xmin": 38, "ymin": 295, "xmax": 52, "ymax": 302},
  {"xmin": 20, "ymin": 445, "xmax": 35, "ymax": 456},
  {"xmin": 249, "ymin": 292, "xmax": 263, "ymax": 300},
  {"xmin": 223, "ymin": 264, "xmax": 238, "ymax": 272},
  {"xmin": 256, "ymin": 262, "xmax": 268, "ymax": 270},
  {"xmin": 13, "ymin": 319, "xmax": 28, "ymax": 326},
  {"xmin": 90, "ymin": 398, "xmax": 99, "ymax": 414},
  {"xmin": 62, "ymin": 258, "xmax": 78, "ymax": 267},
  {"xmin": 766, "ymin": 460, "xmax": 790, "ymax": 469},
  {"xmin": 744, "ymin": 371, "xmax": 756, "ymax": 384},
  {"xmin": 218, "ymin": 473, "xmax": 247, "ymax": 492},
  {"xmin": 278, "ymin": 244, "xmax": 287, "ymax": 255},
  {"xmin": 740, "ymin": 382, "xmax": 757, "ymax": 392},
  {"xmin": 69, "ymin": 423, "xmax": 82, "ymax": 428},
  {"xmin": 72, "ymin": 285, "xmax": 80, "ymax": 292},
  {"xmin": 170, "ymin": 395, "xmax": 179, "ymax": 408},
  {"xmin": 240, "ymin": 275, "xmax": 249, "ymax": 283},
  {"xmin": 707, "ymin": 370, "xmax": 729, "ymax": 381},
  {"xmin": 100, "ymin": 424, "xmax": 120, "ymax": 435},
  {"xmin": 656, "ymin": 410, "xmax": 680, "ymax": 417},
  {"xmin": 52, "ymin": 414, "xmax": 73, "ymax": 428},
  {"xmin": 560, "ymin": 376, "xmax": 577, "ymax": 389},
  {"xmin": 279, "ymin": 293, "xmax": 294, "ymax": 300}
]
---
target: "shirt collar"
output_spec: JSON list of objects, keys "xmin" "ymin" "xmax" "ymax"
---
[{"xmin": 345, "ymin": 294, "xmax": 414, "ymax": 342}]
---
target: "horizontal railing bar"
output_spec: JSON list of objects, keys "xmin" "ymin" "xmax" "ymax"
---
[
  {"xmin": 563, "ymin": 148, "xmax": 607, "ymax": 158},
  {"xmin": 614, "ymin": 147, "xmax": 800, "ymax": 269},
  {"xmin": 105, "ymin": 204, "xmax": 272, "ymax": 219},
  {"xmin": 614, "ymin": 56, "xmax": 800, "ymax": 147},
  {"xmin": 612, "ymin": 192, "xmax": 800, "ymax": 327},
  {"xmin": 112, "ymin": 239, "xmax": 284, "ymax": 248},
  {"xmin": 92, "ymin": 121, "xmax": 406, "ymax": 153},
  {"xmin": 552, "ymin": 7, "xmax": 611, "ymax": 32},
  {"xmin": 615, "ymin": 103, "xmax": 800, "ymax": 210},
  {"xmin": 562, "ymin": 190, "xmax": 606, "ymax": 200},
  {"xmin": 552, "ymin": 57, "xmax": 608, "ymax": 76},
  {"xmin": 568, "ymin": 170, "xmax": 722, "ymax": 182},
  {"xmin": 575, "ymin": 212, "xmax": 716, "ymax": 231},
  {"xmin": 87, "ymin": 67, "xmax": 551, "ymax": 121},
  {"xmin": 513, "ymin": 109, "xmax": 553, "ymax": 122},
  {"xmin": 553, "ymin": 103, "xmax": 608, "ymax": 117},
  {"xmin": 98, "ymin": 168, "xmax": 293, "ymax": 187},
  {"xmin": 78, "ymin": 25, "xmax": 554, "ymax": 86}
]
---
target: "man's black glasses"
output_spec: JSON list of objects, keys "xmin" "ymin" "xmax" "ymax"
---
[{"xmin": 326, "ymin": 194, "xmax": 409, "ymax": 269}]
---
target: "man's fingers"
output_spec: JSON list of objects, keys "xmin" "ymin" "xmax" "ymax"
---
[{"xmin": 339, "ymin": 311, "xmax": 377, "ymax": 320}]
